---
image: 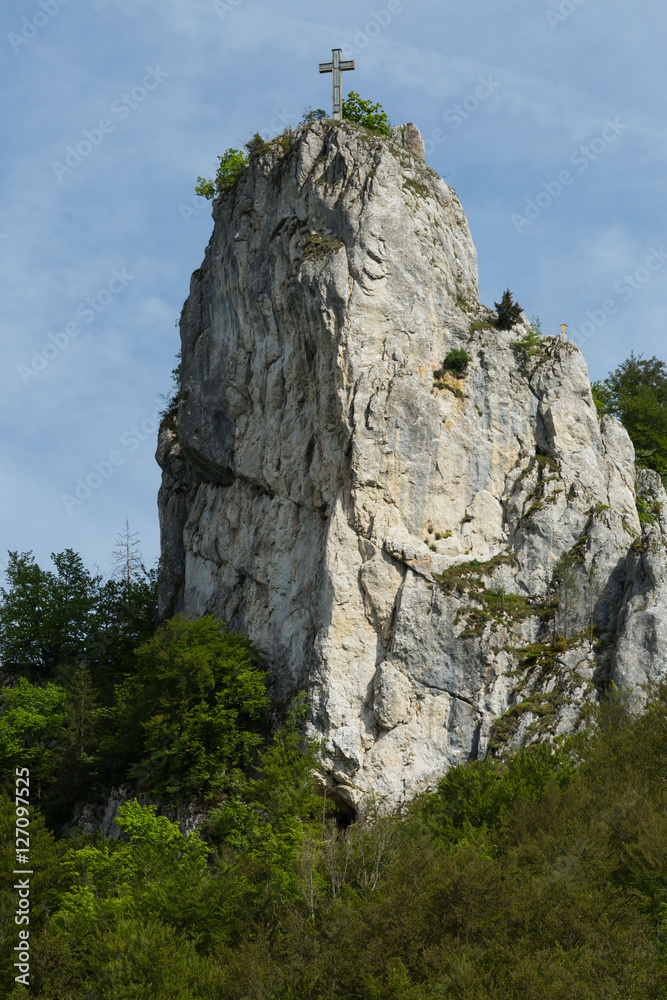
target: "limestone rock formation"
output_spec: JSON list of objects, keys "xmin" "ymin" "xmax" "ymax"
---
[{"xmin": 157, "ymin": 120, "xmax": 666, "ymax": 813}]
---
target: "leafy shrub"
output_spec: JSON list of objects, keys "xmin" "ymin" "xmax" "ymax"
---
[
  {"xmin": 106, "ymin": 615, "xmax": 267, "ymax": 799},
  {"xmin": 300, "ymin": 106, "xmax": 327, "ymax": 126},
  {"xmin": 512, "ymin": 327, "xmax": 543, "ymax": 367},
  {"xmin": 636, "ymin": 494, "xmax": 662, "ymax": 525},
  {"xmin": 56, "ymin": 800, "xmax": 211, "ymax": 925},
  {"xmin": 0, "ymin": 678, "xmax": 67, "ymax": 793},
  {"xmin": 244, "ymin": 132, "xmax": 269, "ymax": 157},
  {"xmin": 342, "ymin": 92, "xmax": 392, "ymax": 136},
  {"xmin": 303, "ymin": 232, "xmax": 344, "ymax": 260},
  {"xmin": 494, "ymin": 288, "xmax": 523, "ymax": 330},
  {"xmin": 434, "ymin": 348, "xmax": 472, "ymax": 379},
  {"xmin": 416, "ymin": 741, "xmax": 578, "ymax": 844},
  {"xmin": 195, "ymin": 148, "xmax": 248, "ymax": 200}
]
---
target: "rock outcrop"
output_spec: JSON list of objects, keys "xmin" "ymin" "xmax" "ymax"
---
[{"xmin": 157, "ymin": 120, "xmax": 667, "ymax": 813}]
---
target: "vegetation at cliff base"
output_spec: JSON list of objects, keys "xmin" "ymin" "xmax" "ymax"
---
[
  {"xmin": 0, "ymin": 548, "xmax": 156, "ymax": 697},
  {"xmin": 4, "ymin": 678, "xmax": 667, "ymax": 997},
  {"xmin": 107, "ymin": 615, "xmax": 267, "ymax": 800},
  {"xmin": 3, "ymin": 419, "xmax": 667, "ymax": 1000}
]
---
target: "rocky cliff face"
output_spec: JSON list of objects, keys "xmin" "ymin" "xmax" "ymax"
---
[{"xmin": 157, "ymin": 120, "xmax": 667, "ymax": 814}]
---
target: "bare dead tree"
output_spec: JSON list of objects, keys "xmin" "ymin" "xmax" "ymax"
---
[{"xmin": 111, "ymin": 519, "xmax": 144, "ymax": 584}]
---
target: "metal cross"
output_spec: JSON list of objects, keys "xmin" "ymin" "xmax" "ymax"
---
[{"xmin": 319, "ymin": 48, "xmax": 355, "ymax": 120}]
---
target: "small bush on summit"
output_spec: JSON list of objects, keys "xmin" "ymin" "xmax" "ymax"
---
[
  {"xmin": 435, "ymin": 349, "xmax": 472, "ymax": 379},
  {"xmin": 195, "ymin": 148, "xmax": 248, "ymax": 199},
  {"xmin": 300, "ymin": 107, "xmax": 327, "ymax": 126},
  {"xmin": 494, "ymin": 288, "xmax": 523, "ymax": 330},
  {"xmin": 342, "ymin": 92, "xmax": 392, "ymax": 137},
  {"xmin": 244, "ymin": 132, "xmax": 269, "ymax": 157}
]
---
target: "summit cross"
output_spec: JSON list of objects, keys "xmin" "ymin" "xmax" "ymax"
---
[{"xmin": 319, "ymin": 48, "xmax": 355, "ymax": 120}]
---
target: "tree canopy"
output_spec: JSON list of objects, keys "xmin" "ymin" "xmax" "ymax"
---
[
  {"xmin": 592, "ymin": 351, "xmax": 667, "ymax": 483},
  {"xmin": 0, "ymin": 549, "xmax": 156, "ymax": 695},
  {"xmin": 342, "ymin": 92, "xmax": 392, "ymax": 136},
  {"xmin": 106, "ymin": 615, "xmax": 268, "ymax": 799}
]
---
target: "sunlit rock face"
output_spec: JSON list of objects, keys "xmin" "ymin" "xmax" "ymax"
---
[{"xmin": 157, "ymin": 120, "xmax": 663, "ymax": 814}]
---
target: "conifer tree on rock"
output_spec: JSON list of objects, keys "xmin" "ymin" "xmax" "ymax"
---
[{"xmin": 494, "ymin": 288, "xmax": 523, "ymax": 330}]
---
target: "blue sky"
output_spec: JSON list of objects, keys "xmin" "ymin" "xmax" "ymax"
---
[{"xmin": 2, "ymin": 0, "xmax": 665, "ymax": 578}]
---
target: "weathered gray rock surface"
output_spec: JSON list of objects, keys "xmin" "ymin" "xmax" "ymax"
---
[{"xmin": 157, "ymin": 120, "xmax": 666, "ymax": 813}]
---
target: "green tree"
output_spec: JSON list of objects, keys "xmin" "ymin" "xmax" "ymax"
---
[
  {"xmin": 415, "ymin": 740, "xmax": 578, "ymax": 846},
  {"xmin": 0, "ymin": 549, "xmax": 156, "ymax": 695},
  {"xmin": 47, "ymin": 663, "xmax": 104, "ymax": 820},
  {"xmin": 55, "ymin": 800, "xmax": 211, "ymax": 927},
  {"xmin": 0, "ymin": 550, "xmax": 100, "ymax": 680},
  {"xmin": 0, "ymin": 679, "xmax": 67, "ymax": 799},
  {"xmin": 87, "ymin": 570, "xmax": 157, "ymax": 702},
  {"xmin": 195, "ymin": 148, "xmax": 248, "ymax": 200},
  {"xmin": 591, "ymin": 352, "xmax": 667, "ymax": 482},
  {"xmin": 494, "ymin": 288, "xmax": 523, "ymax": 330},
  {"xmin": 342, "ymin": 92, "xmax": 392, "ymax": 136},
  {"xmin": 106, "ymin": 615, "xmax": 268, "ymax": 799}
]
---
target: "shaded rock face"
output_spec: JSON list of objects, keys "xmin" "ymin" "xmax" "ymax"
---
[{"xmin": 157, "ymin": 121, "xmax": 666, "ymax": 813}]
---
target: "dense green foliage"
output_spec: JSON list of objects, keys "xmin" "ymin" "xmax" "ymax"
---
[
  {"xmin": 0, "ymin": 549, "xmax": 156, "ymax": 697},
  {"xmin": 592, "ymin": 351, "xmax": 667, "ymax": 483},
  {"xmin": 4, "ymin": 680, "xmax": 667, "ymax": 997},
  {"xmin": 494, "ymin": 288, "xmax": 523, "ymax": 330},
  {"xmin": 0, "ymin": 553, "xmax": 268, "ymax": 820},
  {"xmin": 342, "ymin": 91, "xmax": 392, "ymax": 136},
  {"xmin": 436, "ymin": 348, "xmax": 472, "ymax": 378},
  {"xmin": 4, "ymin": 537, "xmax": 667, "ymax": 997},
  {"xmin": 195, "ymin": 148, "xmax": 249, "ymax": 199},
  {"xmin": 0, "ymin": 607, "xmax": 267, "ymax": 823},
  {"xmin": 105, "ymin": 615, "xmax": 267, "ymax": 799}
]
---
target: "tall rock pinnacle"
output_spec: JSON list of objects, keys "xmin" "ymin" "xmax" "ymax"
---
[{"xmin": 157, "ymin": 120, "xmax": 667, "ymax": 813}]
